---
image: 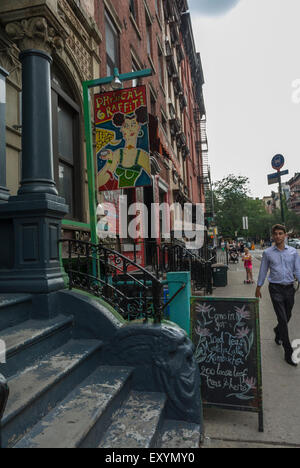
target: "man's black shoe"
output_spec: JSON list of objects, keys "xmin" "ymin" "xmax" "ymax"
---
[
  {"xmin": 285, "ymin": 353, "xmax": 298, "ymax": 367},
  {"xmin": 274, "ymin": 328, "xmax": 282, "ymax": 346}
]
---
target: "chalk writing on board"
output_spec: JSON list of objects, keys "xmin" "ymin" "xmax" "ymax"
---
[{"xmin": 193, "ymin": 302, "xmax": 256, "ymax": 401}]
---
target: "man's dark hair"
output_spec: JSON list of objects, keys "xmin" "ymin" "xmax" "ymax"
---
[{"xmin": 272, "ymin": 224, "xmax": 286, "ymax": 234}]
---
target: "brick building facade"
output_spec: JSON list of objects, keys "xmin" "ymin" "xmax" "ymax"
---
[
  {"xmin": 0, "ymin": 0, "xmax": 208, "ymax": 266},
  {"xmin": 287, "ymin": 173, "xmax": 300, "ymax": 215}
]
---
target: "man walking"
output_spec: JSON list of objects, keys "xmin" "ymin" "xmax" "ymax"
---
[{"xmin": 256, "ymin": 224, "xmax": 300, "ymax": 367}]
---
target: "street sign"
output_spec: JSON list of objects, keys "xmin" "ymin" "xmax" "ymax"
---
[
  {"xmin": 243, "ymin": 216, "xmax": 248, "ymax": 230},
  {"xmin": 267, "ymin": 170, "xmax": 289, "ymax": 185},
  {"xmin": 268, "ymin": 176, "xmax": 279, "ymax": 186},
  {"xmin": 272, "ymin": 154, "xmax": 285, "ymax": 171}
]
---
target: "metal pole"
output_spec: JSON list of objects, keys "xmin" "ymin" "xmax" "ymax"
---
[
  {"xmin": 83, "ymin": 82, "xmax": 98, "ymax": 277},
  {"xmin": 278, "ymin": 173, "xmax": 285, "ymax": 225},
  {"xmin": 83, "ymin": 82, "xmax": 98, "ymax": 247}
]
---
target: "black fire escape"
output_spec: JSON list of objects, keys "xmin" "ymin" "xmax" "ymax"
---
[{"xmin": 195, "ymin": 114, "xmax": 213, "ymax": 223}]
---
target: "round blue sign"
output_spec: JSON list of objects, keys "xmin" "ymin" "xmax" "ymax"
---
[{"xmin": 272, "ymin": 154, "xmax": 285, "ymax": 171}]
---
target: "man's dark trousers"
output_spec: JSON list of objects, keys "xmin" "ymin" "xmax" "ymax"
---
[{"xmin": 269, "ymin": 283, "xmax": 295, "ymax": 354}]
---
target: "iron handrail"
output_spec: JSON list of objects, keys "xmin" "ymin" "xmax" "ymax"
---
[
  {"xmin": 60, "ymin": 239, "xmax": 163, "ymax": 323},
  {"xmin": 159, "ymin": 241, "xmax": 214, "ymax": 294}
]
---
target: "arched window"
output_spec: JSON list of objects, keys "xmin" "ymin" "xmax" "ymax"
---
[{"xmin": 51, "ymin": 67, "xmax": 83, "ymax": 221}]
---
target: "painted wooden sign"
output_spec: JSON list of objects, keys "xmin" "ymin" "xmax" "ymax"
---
[
  {"xmin": 191, "ymin": 297, "xmax": 264, "ymax": 432},
  {"xmin": 95, "ymin": 85, "xmax": 152, "ymax": 192}
]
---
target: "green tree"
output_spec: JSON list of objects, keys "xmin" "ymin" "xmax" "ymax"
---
[
  {"xmin": 245, "ymin": 198, "xmax": 272, "ymax": 241},
  {"xmin": 213, "ymin": 175, "xmax": 250, "ymax": 238},
  {"xmin": 213, "ymin": 174, "xmax": 300, "ymax": 240}
]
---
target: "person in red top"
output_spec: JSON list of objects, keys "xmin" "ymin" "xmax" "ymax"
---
[{"xmin": 243, "ymin": 248, "xmax": 254, "ymax": 284}]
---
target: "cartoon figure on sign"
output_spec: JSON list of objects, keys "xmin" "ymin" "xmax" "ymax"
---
[{"xmin": 97, "ymin": 106, "xmax": 152, "ymax": 191}]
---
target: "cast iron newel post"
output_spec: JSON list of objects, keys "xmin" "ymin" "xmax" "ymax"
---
[{"xmin": 0, "ymin": 26, "xmax": 68, "ymax": 292}]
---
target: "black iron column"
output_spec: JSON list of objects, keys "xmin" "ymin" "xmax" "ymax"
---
[
  {"xmin": 18, "ymin": 50, "xmax": 57, "ymax": 196},
  {"xmin": 0, "ymin": 48, "xmax": 68, "ymax": 293},
  {"xmin": 0, "ymin": 66, "xmax": 10, "ymax": 203}
]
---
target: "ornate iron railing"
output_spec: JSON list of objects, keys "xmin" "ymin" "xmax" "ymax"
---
[
  {"xmin": 60, "ymin": 240, "xmax": 163, "ymax": 323},
  {"xmin": 139, "ymin": 240, "xmax": 214, "ymax": 294},
  {"xmin": 161, "ymin": 242, "xmax": 214, "ymax": 294}
]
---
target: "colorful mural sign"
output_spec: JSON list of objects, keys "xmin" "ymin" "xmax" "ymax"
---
[{"xmin": 95, "ymin": 85, "xmax": 152, "ymax": 192}]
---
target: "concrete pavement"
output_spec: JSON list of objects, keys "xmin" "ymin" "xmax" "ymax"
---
[{"xmin": 201, "ymin": 251, "xmax": 300, "ymax": 448}]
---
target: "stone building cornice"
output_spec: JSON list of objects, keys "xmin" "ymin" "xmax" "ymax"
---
[
  {"xmin": 0, "ymin": 1, "xmax": 67, "ymax": 53},
  {"xmin": 0, "ymin": 0, "xmax": 102, "ymax": 84},
  {"xmin": 0, "ymin": 0, "xmax": 101, "ymax": 53}
]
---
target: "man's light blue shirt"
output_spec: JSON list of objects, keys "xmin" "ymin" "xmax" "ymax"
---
[{"xmin": 257, "ymin": 245, "xmax": 300, "ymax": 287}]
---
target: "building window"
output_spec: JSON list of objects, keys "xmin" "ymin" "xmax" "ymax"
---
[
  {"xmin": 51, "ymin": 72, "xmax": 81, "ymax": 220},
  {"xmin": 57, "ymin": 99, "xmax": 75, "ymax": 217},
  {"xmin": 155, "ymin": 0, "xmax": 161, "ymax": 18},
  {"xmin": 105, "ymin": 12, "xmax": 119, "ymax": 76},
  {"xmin": 146, "ymin": 11, "xmax": 152, "ymax": 57},
  {"xmin": 158, "ymin": 44, "xmax": 164, "ymax": 88},
  {"xmin": 161, "ymin": 111, "xmax": 167, "ymax": 135},
  {"xmin": 150, "ymin": 92, "xmax": 156, "ymax": 115},
  {"xmin": 129, "ymin": 0, "xmax": 137, "ymax": 20},
  {"xmin": 132, "ymin": 58, "xmax": 140, "ymax": 87}
]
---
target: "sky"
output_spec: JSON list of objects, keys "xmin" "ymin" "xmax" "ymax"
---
[{"xmin": 188, "ymin": 0, "xmax": 300, "ymax": 198}]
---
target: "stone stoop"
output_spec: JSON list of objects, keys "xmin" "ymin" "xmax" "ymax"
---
[
  {"xmin": 99, "ymin": 391, "xmax": 167, "ymax": 448},
  {"xmin": 0, "ymin": 294, "xmax": 201, "ymax": 449},
  {"xmin": 14, "ymin": 367, "xmax": 134, "ymax": 449},
  {"xmin": 0, "ymin": 294, "xmax": 33, "ymax": 332},
  {"xmin": 158, "ymin": 420, "xmax": 201, "ymax": 449}
]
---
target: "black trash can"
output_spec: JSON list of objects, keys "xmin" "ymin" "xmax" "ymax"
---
[{"xmin": 212, "ymin": 263, "xmax": 228, "ymax": 287}]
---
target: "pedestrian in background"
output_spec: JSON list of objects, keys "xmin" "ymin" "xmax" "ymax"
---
[
  {"xmin": 256, "ymin": 224, "xmax": 300, "ymax": 367},
  {"xmin": 243, "ymin": 248, "xmax": 254, "ymax": 284},
  {"xmin": 239, "ymin": 241, "xmax": 245, "ymax": 256}
]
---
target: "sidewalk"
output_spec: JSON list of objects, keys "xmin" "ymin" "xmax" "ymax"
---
[{"xmin": 202, "ymin": 253, "xmax": 300, "ymax": 448}]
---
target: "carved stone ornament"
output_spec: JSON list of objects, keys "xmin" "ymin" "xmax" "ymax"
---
[
  {"xmin": 105, "ymin": 324, "xmax": 203, "ymax": 424},
  {"xmin": 0, "ymin": 45, "xmax": 21, "ymax": 87},
  {"xmin": 5, "ymin": 17, "xmax": 64, "ymax": 54}
]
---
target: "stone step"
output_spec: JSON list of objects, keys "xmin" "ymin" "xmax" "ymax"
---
[
  {"xmin": 14, "ymin": 366, "xmax": 134, "ymax": 448},
  {"xmin": 0, "ymin": 294, "xmax": 33, "ymax": 332},
  {"xmin": 0, "ymin": 315, "xmax": 74, "ymax": 378},
  {"xmin": 99, "ymin": 391, "xmax": 167, "ymax": 448},
  {"xmin": 2, "ymin": 339, "xmax": 103, "ymax": 448},
  {"xmin": 158, "ymin": 420, "xmax": 201, "ymax": 449}
]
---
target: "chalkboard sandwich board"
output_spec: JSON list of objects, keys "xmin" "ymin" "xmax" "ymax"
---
[{"xmin": 191, "ymin": 297, "xmax": 263, "ymax": 432}]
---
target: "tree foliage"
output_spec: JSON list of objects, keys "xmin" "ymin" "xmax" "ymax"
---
[{"xmin": 213, "ymin": 174, "xmax": 300, "ymax": 240}]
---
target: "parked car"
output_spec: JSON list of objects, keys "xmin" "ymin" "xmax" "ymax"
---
[{"xmin": 288, "ymin": 238, "xmax": 300, "ymax": 249}]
